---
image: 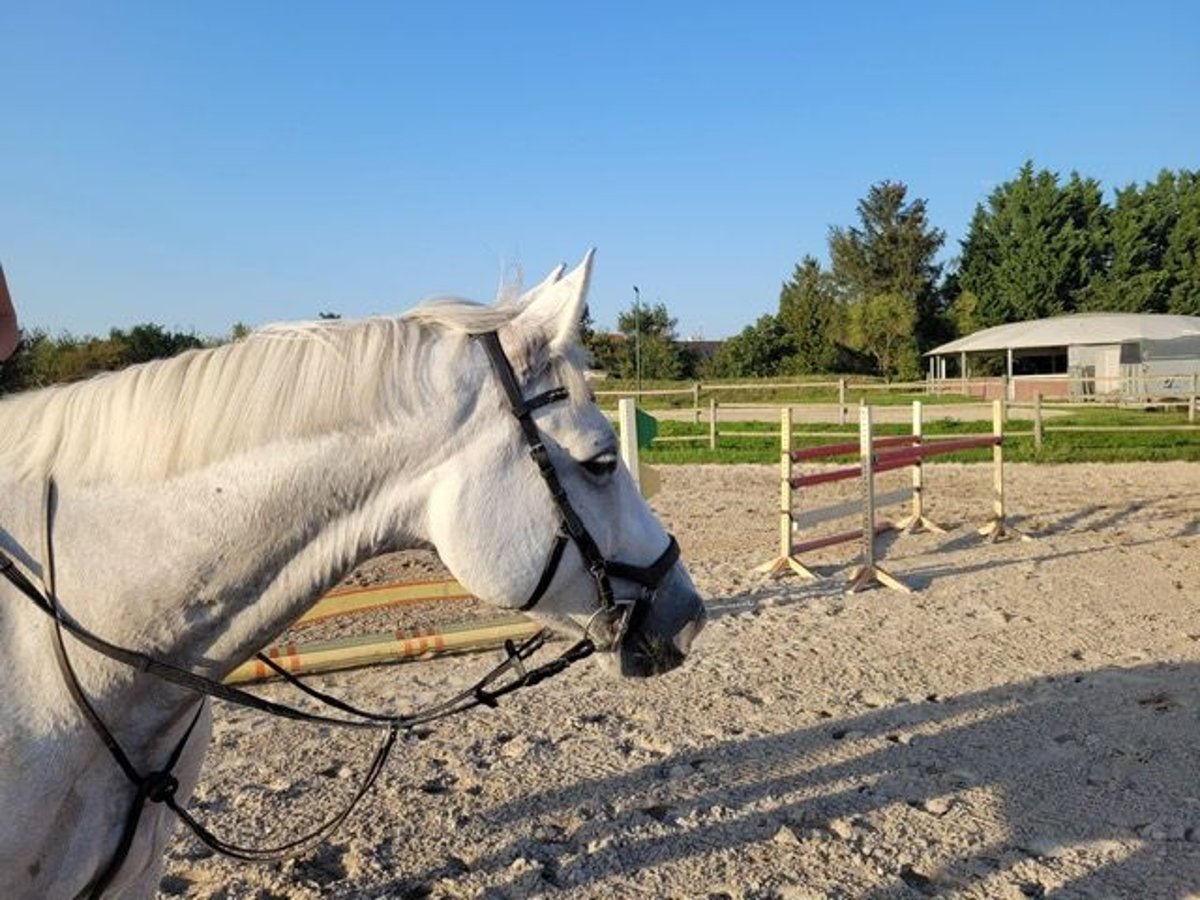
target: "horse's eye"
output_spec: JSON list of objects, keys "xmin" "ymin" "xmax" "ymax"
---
[{"xmin": 580, "ymin": 451, "xmax": 619, "ymax": 480}]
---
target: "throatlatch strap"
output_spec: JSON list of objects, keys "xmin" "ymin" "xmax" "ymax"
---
[{"xmin": 521, "ymin": 533, "xmax": 570, "ymax": 611}]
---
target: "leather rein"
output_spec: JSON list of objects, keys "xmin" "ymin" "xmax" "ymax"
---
[{"xmin": 0, "ymin": 330, "xmax": 680, "ymax": 898}]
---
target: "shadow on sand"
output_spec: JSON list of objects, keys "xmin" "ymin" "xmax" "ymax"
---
[{"xmin": 372, "ymin": 661, "xmax": 1200, "ymax": 898}]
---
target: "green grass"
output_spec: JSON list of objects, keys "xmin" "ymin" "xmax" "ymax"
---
[{"xmin": 631, "ymin": 408, "xmax": 1200, "ymax": 465}]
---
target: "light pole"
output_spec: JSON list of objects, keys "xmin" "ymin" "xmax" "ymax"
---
[{"xmin": 632, "ymin": 285, "xmax": 642, "ymax": 398}]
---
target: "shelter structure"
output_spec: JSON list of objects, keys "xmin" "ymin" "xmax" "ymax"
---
[{"xmin": 925, "ymin": 313, "xmax": 1200, "ymax": 401}]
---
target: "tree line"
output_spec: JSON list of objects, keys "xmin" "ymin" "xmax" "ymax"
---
[
  {"xmin": 0, "ymin": 323, "xmax": 240, "ymax": 395},
  {"xmin": 7, "ymin": 162, "xmax": 1197, "ymax": 392},
  {"xmin": 588, "ymin": 162, "xmax": 1200, "ymax": 382}
]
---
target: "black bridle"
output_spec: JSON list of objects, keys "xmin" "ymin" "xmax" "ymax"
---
[
  {"xmin": 0, "ymin": 329, "xmax": 682, "ymax": 898},
  {"xmin": 476, "ymin": 331, "xmax": 680, "ymax": 634}
]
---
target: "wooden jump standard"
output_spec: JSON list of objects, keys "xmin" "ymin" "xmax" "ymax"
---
[{"xmin": 758, "ymin": 400, "xmax": 1011, "ymax": 591}]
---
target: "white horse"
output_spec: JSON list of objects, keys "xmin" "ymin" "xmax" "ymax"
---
[{"xmin": 0, "ymin": 253, "xmax": 706, "ymax": 899}]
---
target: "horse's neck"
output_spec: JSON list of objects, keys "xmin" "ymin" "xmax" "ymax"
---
[{"xmin": 29, "ymin": 426, "xmax": 446, "ymax": 682}]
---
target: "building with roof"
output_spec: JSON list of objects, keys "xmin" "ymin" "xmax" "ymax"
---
[{"xmin": 925, "ymin": 313, "xmax": 1200, "ymax": 401}]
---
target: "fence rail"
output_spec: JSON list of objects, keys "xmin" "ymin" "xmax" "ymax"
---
[
  {"xmin": 609, "ymin": 394, "xmax": 1199, "ymax": 453},
  {"xmin": 595, "ymin": 372, "xmax": 1200, "ymax": 422}
]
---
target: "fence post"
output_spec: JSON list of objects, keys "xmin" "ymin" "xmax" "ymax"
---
[
  {"xmin": 1034, "ymin": 392, "xmax": 1044, "ymax": 450},
  {"xmin": 1191, "ymin": 374, "xmax": 1198, "ymax": 425},
  {"xmin": 838, "ymin": 378, "xmax": 847, "ymax": 426},
  {"xmin": 617, "ymin": 398, "xmax": 641, "ymax": 493},
  {"xmin": 708, "ymin": 398, "xmax": 718, "ymax": 450},
  {"xmin": 692, "ymin": 382, "xmax": 701, "ymax": 424}
]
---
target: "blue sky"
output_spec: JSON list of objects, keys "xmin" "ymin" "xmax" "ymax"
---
[{"xmin": 3, "ymin": 1, "xmax": 1197, "ymax": 340}]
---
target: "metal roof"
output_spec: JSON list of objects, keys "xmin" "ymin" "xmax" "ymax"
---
[{"xmin": 927, "ymin": 313, "xmax": 1200, "ymax": 356}]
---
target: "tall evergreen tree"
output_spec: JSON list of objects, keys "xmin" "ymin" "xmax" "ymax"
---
[
  {"xmin": 829, "ymin": 181, "xmax": 947, "ymax": 352},
  {"xmin": 778, "ymin": 256, "xmax": 842, "ymax": 372},
  {"xmin": 1165, "ymin": 170, "xmax": 1200, "ymax": 315},
  {"xmin": 1082, "ymin": 173, "xmax": 1176, "ymax": 312},
  {"xmin": 957, "ymin": 162, "xmax": 1108, "ymax": 326}
]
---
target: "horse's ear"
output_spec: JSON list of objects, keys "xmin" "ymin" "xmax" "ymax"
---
[
  {"xmin": 517, "ymin": 262, "xmax": 567, "ymax": 305},
  {"xmin": 508, "ymin": 249, "xmax": 595, "ymax": 354}
]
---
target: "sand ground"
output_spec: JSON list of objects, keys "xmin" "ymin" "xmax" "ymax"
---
[{"xmin": 160, "ymin": 461, "xmax": 1200, "ymax": 899}]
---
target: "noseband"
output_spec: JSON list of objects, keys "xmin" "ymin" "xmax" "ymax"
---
[{"xmin": 476, "ymin": 331, "xmax": 679, "ymax": 644}]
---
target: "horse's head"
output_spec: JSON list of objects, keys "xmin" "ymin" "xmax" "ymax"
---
[{"xmin": 421, "ymin": 252, "xmax": 705, "ymax": 677}]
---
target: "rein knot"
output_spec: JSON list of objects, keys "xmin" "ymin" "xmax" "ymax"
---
[{"xmin": 144, "ymin": 770, "xmax": 179, "ymax": 804}]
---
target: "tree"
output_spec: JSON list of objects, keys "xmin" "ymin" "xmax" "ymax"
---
[
  {"xmin": 957, "ymin": 162, "xmax": 1108, "ymax": 326},
  {"xmin": 609, "ymin": 301, "xmax": 685, "ymax": 380},
  {"xmin": 848, "ymin": 292, "xmax": 920, "ymax": 381},
  {"xmin": 109, "ymin": 323, "xmax": 203, "ymax": 365},
  {"xmin": 1082, "ymin": 173, "xmax": 1176, "ymax": 313},
  {"xmin": 578, "ymin": 305, "xmax": 628, "ymax": 375},
  {"xmin": 829, "ymin": 181, "xmax": 947, "ymax": 352},
  {"xmin": 946, "ymin": 288, "xmax": 985, "ymax": 340},
  {"xmin": 777, "ymin": 256, "xmax": 842, "ymax": 373},
  {"xmin": 706, "ymin": 314, "xmax": 794, "ymax": 378},
  {"xmin": 1165, "ymin": 170, "xmax": 1200, "ymax": 315},
  {"xmin": 0, "ymin": 323, "xmax": 208, "ymax": 394}
]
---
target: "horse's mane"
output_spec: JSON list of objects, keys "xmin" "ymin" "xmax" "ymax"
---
[{"xmin": 0, "ymin": 297, "xmax": 587, "ymax": 485}]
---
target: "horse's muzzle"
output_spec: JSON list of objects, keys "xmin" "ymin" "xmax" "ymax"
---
[{"xmin": 618, "ymin": 565, "xmax": 707, "ymax": 678}]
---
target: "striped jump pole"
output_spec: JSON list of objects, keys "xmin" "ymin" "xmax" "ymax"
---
[
  {"xmin": 869, "ymin": 399, "xmax": 1020, "ymax": 542},
  {"xmin": 225, "ymin": 614, "xmax": 540, "ymax": 684}
]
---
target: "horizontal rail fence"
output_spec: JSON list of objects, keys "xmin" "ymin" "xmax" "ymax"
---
[
  {"xmin": 594, "ymin": 372, "xmax": 1200, "ymax": 439},
  {"xmin": 758, "ymin": 400, "xmax": 1013, "ymax": 592}
]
